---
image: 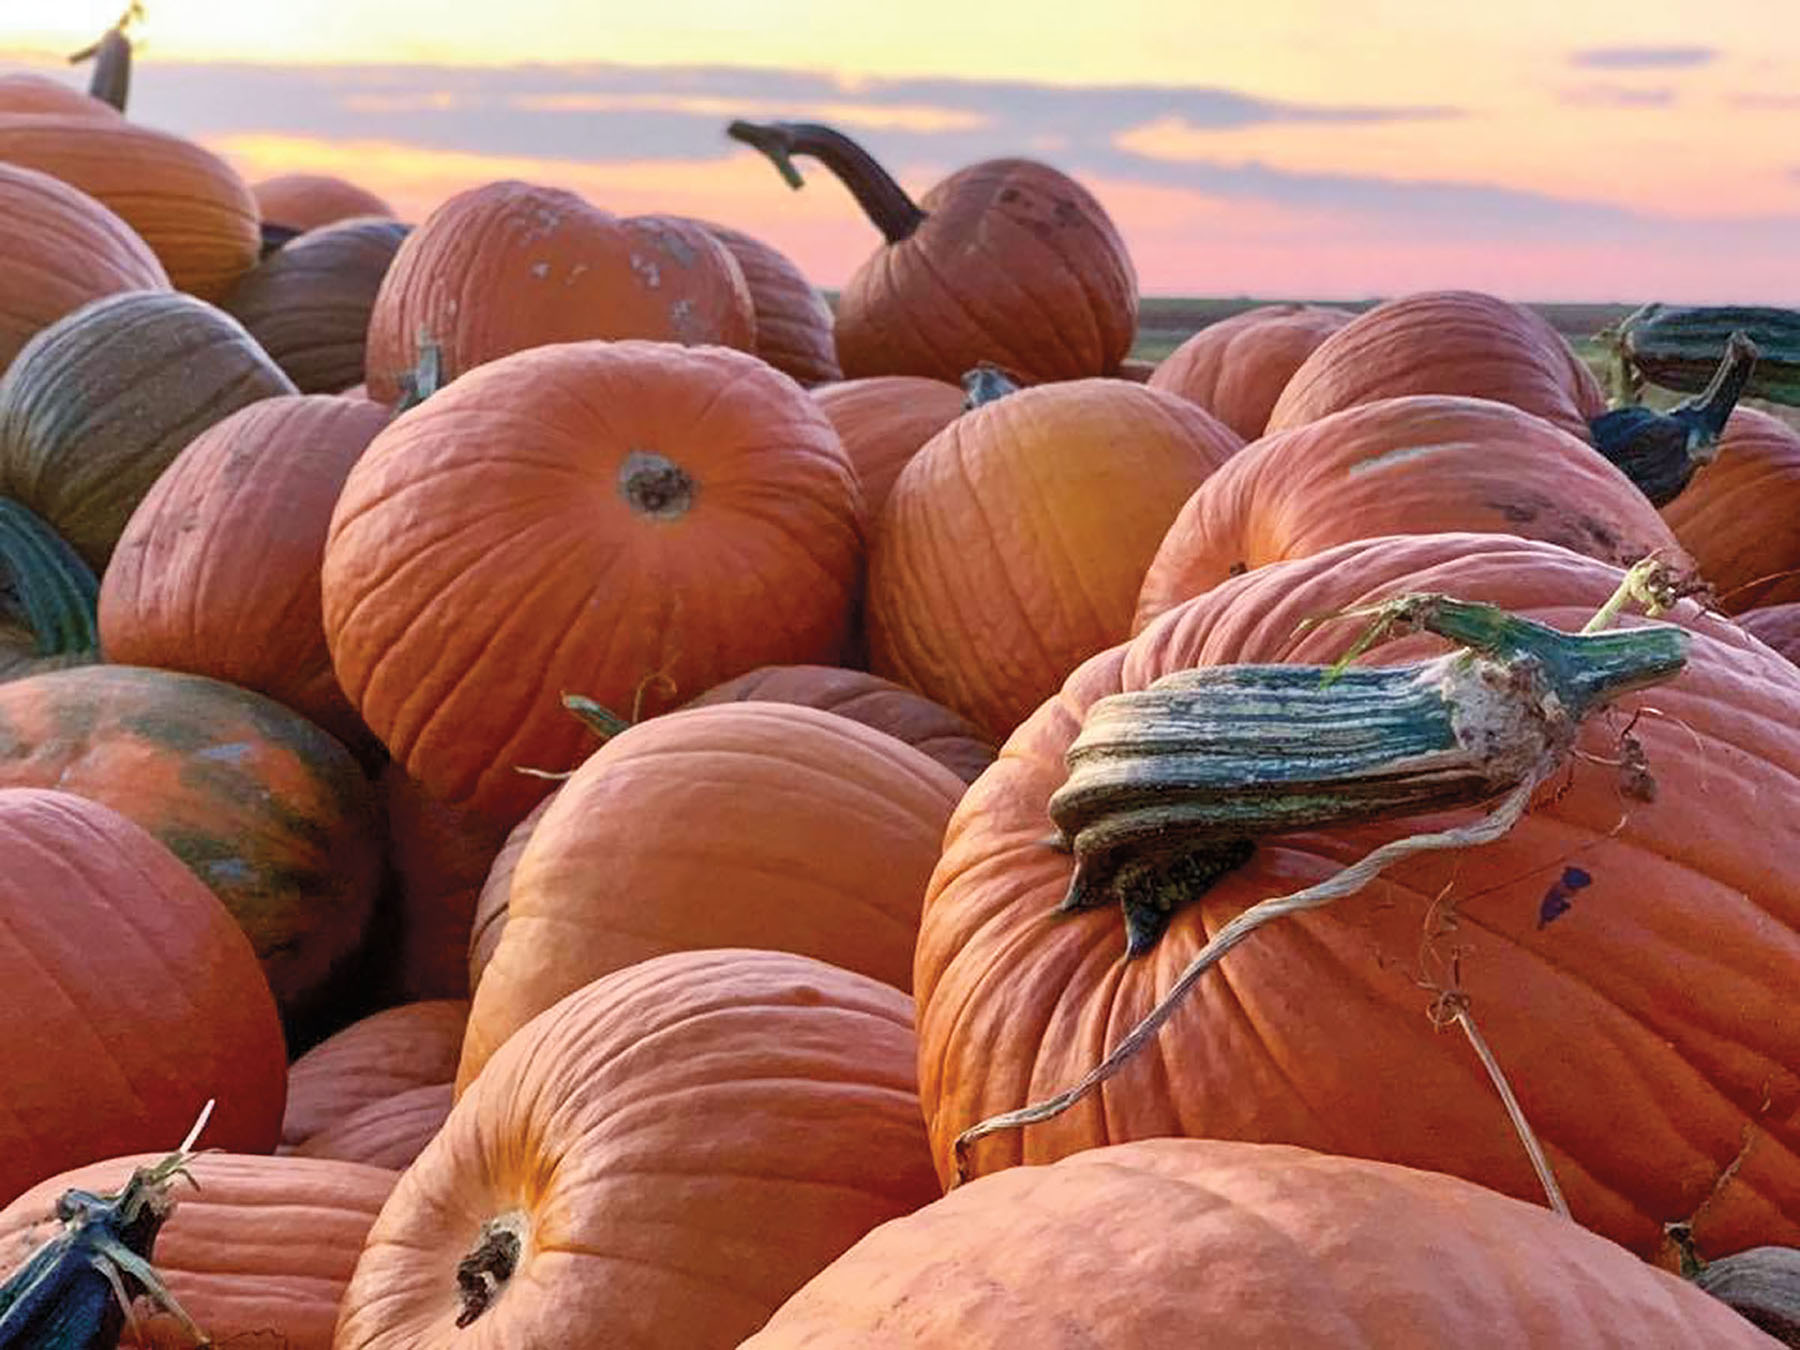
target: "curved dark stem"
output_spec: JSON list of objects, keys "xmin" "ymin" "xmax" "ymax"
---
[
  {"xmin": 1670, "ymin": 330, "xmax": 1759, "ymax": 454},
  {"xmin": 727, "ymin": 119, "xmax": 927, "ymax": 244},
  {"xmin": 68, "ymin": 2, "xmax": 142, "ymax": 112},
  {"xmin": 1588, "ymin": 331, "xmax": 1758, "ymax": 506}
]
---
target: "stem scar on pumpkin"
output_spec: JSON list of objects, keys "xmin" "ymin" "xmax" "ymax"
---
[
  {"xmin": 957, "ymin": 559, "xmax": 1690, "ymax": 1186},
  {"xmin": 455, "ymin": 1212, "xmax": 529, "ymax": 1328}
]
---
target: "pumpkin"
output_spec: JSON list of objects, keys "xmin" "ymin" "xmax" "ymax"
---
[
  {"xmin": 379, "ymin": 765, "xmax": 511, "ymax": 1001},
  {"xmin": 917, "ymin": 530, "xmax": 1800, "ymax": 1259},
  {"xmin": 0, "ymin": 499, "xmax": 100, "ymax": 683},
  {"xmin": 0, "ymin": 73, "xmax": 121, "ymax": 120},
  {"xmin": 1740, "ymin": 603, "xmax": 1800, "ymax": 666},
  {"xmin": 290, "ymin": 1082, "xmax": 453, "ymax": 1173},
  {"xmin": 336, "ymin": 948, "xmax": 941, "ymax": 1349},
  {"xmin": 0, "ymin": 290, "xmax": 296, "ymax": 570},
  {"xmin": 467, "ymin": 794, "xmax": 552, "ymax": 995},
  {"xmin": 1661, "ymin": 408, "xmax": 1800, "ymax": 612},
  {"xmin": 0, "ymin": 114, "xmax": 260, "ymax": 300},
  {"xmin": 361, "ymin": 180, "xmax": 755, "ymax": 403},
  {"xmin": 867, "ymin": 378, "xmax": 1241, "ymax": 739},
  {"xmin": 697, "ymin": 218, "xmax": 841, "ymax": 385},
  {"xmin": 0, "ymin": 1152, "xmax": 397, "ymax": 1349},
  {"xmin": 323, "ymin": 339, "xmax": 864, "ymax": 826},
  {"xmin": 223, "ymin": 217, "xmax": 409, "ymax": 393},
  {"xmin": 744, "ymin": 1138, "xmax": 1781, "ymax": 1348},
  {"xmin": 281, "ymin": 999, "xmax": 468, "ymax": 1149},
  {"xmin": 811, "ymin": 373, "xmax": 965, "ymax": 519},
  {"xmin": 458, "ymin": 702, "xmax": 963, "ymax": 1088},
  {"xmin": 730, "ymin": 120, "xmax": 1136, "ymax": 384},
  {"xmin": 0, "ymin": 664, "xmax": 381, "ymax": 1031},
  {"xmin": 1135, "ymin": 395, "xmax": 1688, "ymax": 631},
  {"xmin": 0, "ymin": 788, "xmax": 285, "ymax": 1202},
  {"xmin": 687, "ymin": 663, "xmax": 996, "ymax": 783},
  {"xmin": 99, "ymin": 392, "xmax": 387, "ymax": 757},
  {"xmin": 1265, "ymin": 290, "xmax": 1607, "ymax": 443},
  {"xmin": 0, "ymin": 160, "xmax": 167, "ymax": 375},
  {"xmin": 252, "ymin": 172, "xmax": 394, "ymax": 231},
  {"xmin": 1148, "ymin": 302, "xmax": 1354, "ymax": 440}
]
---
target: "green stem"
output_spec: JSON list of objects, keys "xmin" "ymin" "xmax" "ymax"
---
[
  {"xmin": 0, "ymin": 499, "xmax": 99, "ymax": 658},
  {"xmin": 961, "ymin": 364, "xmax": 1020, "ymax": 409},
  {"xmin": 726, "ymin": 120, "xmax": 928, "ymax": 244}
]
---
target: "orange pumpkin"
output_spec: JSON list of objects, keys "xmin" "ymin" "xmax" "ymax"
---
[
  {"xmin": 918, "ymin": 531, "xmax": 1800, "ymax": 1258},
  {"xmin": 744, "ymin": 1139, "xmax": 1782, "ymax": 1348},
  {"xmin": 1266, "ymin": 290, "xmax": 1607, "ymax": 444},
  {"xmin": 336, "ymin": 949, "xmax": 941, "ymax": 1349},
  {"xmin": 323, "ymin": 339, "xmax": 865, "ymax": 825},
  {"xmin": 281, "ymin": 999, "xmax": 468, "ymax": 1149},
  {"xmin": 1661, "ymin": 408, "xmax": 1800, "ymax": 612},
  {"xmin": 252, "ymin": 171, "xmax": 394, "ymax": 231},
  {"xmin": 1148, "ymin": 302, "xmax": 1354, "ymax": 440},
  {"xmin": 731, "ymin": 120, "xmax": 1136, "ymax": 384},
  {"xmin": 867, "ymin": 379, "xmax": 1242, "ymax": 739},
  {"xmin": 0, "ymin": 114, "xmax": 260, "ymax": 301},
  {"xmin": 0, "ymin": 788, "xmax": 285, "ymax": 1201},
  {"xmin": 0, "ymin": 664, "xmax": 381, "ymax": 1031},
  {"xmin": 1740, "ymin": 603, "xmax": 1800, "ymax": 666},
  {"xmin": 1135, "ymin": 395, "xmax": 1686, "ymax": 631},
  {"xmin": 0, "ymin": 1152, "xmax": 397, "ymax": 1349},
  {"xmin": 99, "ymin": 393, "xmax": 388, "ymax": 756},
  {"xmin": 0, "ymin": 72, "xmax": 121, "ymax": 119},
  {"xmin": 811, "ymin": 373, "xmax": 965, "ymax": 520},
  {"xmin": 698, "ymin": 218, "xmax": 841, "ymax": 385},
  {"xmin": 688, "ymin": 663, "xmax": 996, "ymax": 783},
  {"xmin": 0, "ymin": 160, "xmax": 167, "ymax": 374},
  {"xmin": 458, "ymin": 703, "xmax": 964, "ymax": 1088},
  {"xmin": 362, "ymin": 180, "xmax": 755, "ymax": 403},
  {"xmin": 290, "ymin": 1082, "xmax": 454, "ymax": 1172},
  {"xmin": 467, "ymin": 794, "xmax": 552, "ymax": 994}
]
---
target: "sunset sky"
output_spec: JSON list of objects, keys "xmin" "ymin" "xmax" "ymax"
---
[{"xmin": 6, "ymin": 0, "xmax": 1798, "ymax": 301}]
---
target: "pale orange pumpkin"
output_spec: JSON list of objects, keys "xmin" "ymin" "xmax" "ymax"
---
[
  {"xmin": 811, "ymin": 374, "xmax": 965, "ymax": 520},
  {"xmin": 1661, "ymin": 407, "xmax": 1800, "ymax": 612},
  {"xmin": 281, "ymin": 999, "xmax": 468, "ymax": 1149},
  {"xmin": 252, "ymin": 172, "xmax": 395, "ymax": 231},
  {"xmin": 1148, "ymin": 302, "xmax": 1353, "ymax": 439}
]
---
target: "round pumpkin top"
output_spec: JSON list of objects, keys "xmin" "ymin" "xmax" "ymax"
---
[
  {"xmin": 1660, "ymin": 407, "xmax": 1800, "ymax": 612},
  {"xmin": 252, "ymin": 171, "xmax": 395, "ymax": 231},
  {"xmin": 0, "ymin": 787, "xmax": 287, "ymax": 1204},
  {"xmin": 811, "ymin": 374, "xmax": 965, "ymax": 520},
  {"xmin": 1148, "ymin": 302, "xmax": 1354, "ymax": 440},
  {"xmin": 1135, "ymin": 394, "xmax": 1686, "ymax": 630},
  {"xmin": 1265, "ymin": 290, "xmax": 1607, "ymax": 444},
  {"xmin": 917, "ymin": 530, "xmax": 1800, "ymax": 1259},
  {"xmin": 744, "ymin": 1138, "xmax": 1782, "ymax": 1348},
  {"xmin": 697, "ymin": 218, "xmax": 841, "ymax": 386},
  {"xmin": 0, "ymin": 71, "xmax": 121, "ymax": 119},
  {"xmin": 323, "ymin": 338, "xmax": 865, "ymax": 825}
]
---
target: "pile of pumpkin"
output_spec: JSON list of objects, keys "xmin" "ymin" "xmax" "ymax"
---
[{"xmin": 3, "ymin": 21, "xmax": 1800, "ymax": 1350}]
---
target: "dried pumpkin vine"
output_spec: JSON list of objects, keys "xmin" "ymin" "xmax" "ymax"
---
[{"xmin": 952, "ymin": 558, "xmax": 1693, "ymax": 1197}]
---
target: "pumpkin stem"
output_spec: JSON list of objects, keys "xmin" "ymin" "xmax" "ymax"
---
[
  {"xmin": 393, "ymin": 332, "xmax": 446, "ymax": 413},
  {"xmin": 727, "ymin": 120, "xmax": 928, "ymax": 244},
  {"xmin": 1588, "ymin": 331, "xmax": 1758, "ymax": 506},
  {"xmin": 562, "ymin": 692, "xmax": 631, "ymax": 741},
  {"xmin": 619, "ymin": 449, "xmax": 697, "ymax": 519},
  {"xmin": 455, "ymin": 1213, "xmax": 527, "ymax": 1328},
  {"xmin": 0, "ymin": 498, "xmax": 100, "ymax": 659},
  {"xmin": 68, "ymin": 1, "xmax": 141, "ymax": 112},
  {"xmin": 961, "ymin": 364, "xmax": 1021, "ymax": 410}
]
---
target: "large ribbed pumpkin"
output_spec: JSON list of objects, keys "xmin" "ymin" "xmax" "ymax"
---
[
  {"xmin": 99, "ymin": 393, "xmax": 387, "ymax": 756},
  {"xmin": 918, "ymin": 531, "xmax": 1800, "ymax": 1259},
  {"xmin": 0, "ymin": 290, "xmax": 296, "ymax": 569},
  {"xmin": 322, "ymin": 339, "xmax": 864, "ymax": 826},
  {"xmin": 1266, "ymin": 290, "xmax": 1607, "ymax": 443},
  {"xmin": 1661, "ymin": 407, "xmax": 1800, "ymax": 612},
  {"xmin": 0, "ymin": 1152, "xmax": 397, "ymax": 1349},
  {"xmin": 731, "ymin": 120, "xmax": 1136, "ymax": 384},
  {"xmin": 867, "ymin": 379, "xmax": 1242, "ymax": 739},
  {"xmin": 362, "ymin": 181, "xmax": 754, "ymax": 403},
  {"xmin": 811, "ymin": 374, "xmax": 965, "ymax": 519},
  {"xmin": 282, "ymin": 1000, "xmax": 468, "ymax": 1148},
  {"xmin": 0, "ymin": 160, "xmax": 167, "ymax": 374},
  {"xmin": 291, "ymin": 1083, "xmax": 454, "ymax": 1172},
  {"xmin": 0, "ymin": 788, "xmax": 286, "ymax": 1202},
  {"xmin": 688, "ymin": 663, "xmax": 996, "ymax": 783},
  {"xmin": 1148, "ymin": 302, "xmax": 1354, "ymax": 440},
  {"xmin": 698, "ymin": 218, "xmax": 840, "ymax": 385},
  {"xmin": 745, "ymin": 1139, "xmax": 1781, "ymax": 1348},
  {"xmin": 458, "ymin": 703, "xmax": 963, "ymax": 1088},
  {"xmin": 1135, "ymin": 395, "xmax": 1686, "ymax": 630},
  {"xmin": 252, "ymin": 172, "xmax": 395, "ymax": 231},
  {"xmin": 0, "ymin": 664, "xmax": 381, "ymax": 1028},
  {"xmin": 337, "ymin": 949, "xmax": 941, "ymax": 1349},
  {"xmin": 224, "ymin": 217, "xmax": 410, "ymax": 393},
  {"xmin": 1741, "ymin": 603, "xmax": 1800, "ymax": 666},
  {"xmin": 0, "ymin": 114, "xmax": 260, "ymax": 300}
]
